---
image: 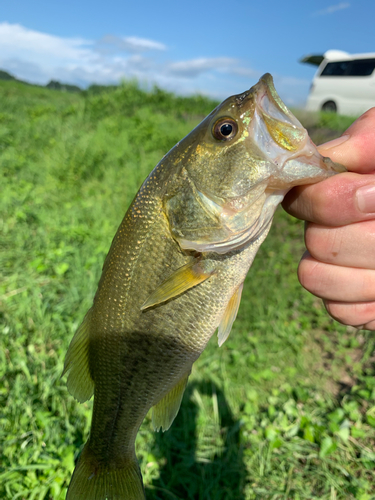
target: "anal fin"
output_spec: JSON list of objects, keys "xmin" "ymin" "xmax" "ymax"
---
[
  {"xmin": 62, "ymin": 310, "xmax": 94, "ymax": 403},
  {"xmin": 152, "ymin": 371, "xmax": 191, "ymax": 431},
  {"xmin": 141, "ymin": 259, "xmax": 215, "ymax": 310},
  {"xmin": 218, "ymin": 283, "xmax": 243, "ymax": 347}
]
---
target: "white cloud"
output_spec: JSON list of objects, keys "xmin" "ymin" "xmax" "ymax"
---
[
  {"xmin": 0, "ymin": 22, "xmax": 95, "ymax": 84},
  {"xmin": 0, "ymin": 22, "xmax": 308, "ymax": 105},
  {"xmin": 0, "ymin": 22, "xmax": 92, "ymax": 64},
  {"xmin": 98, "ymin": 35, "xmax": 166, "ymax": 53},
  {"xmin": 312, "ymin": 2, "xmax": 350, "ymax": 16},
  {"xmin": 0, "ymin": 22, "xmax": 168, "ymax": 86},
  {"xmin": 0, "ymin": 23, "xmax": 252, "ymax": 90},
  {"xmin": 167, "ymin": 57, "xmax": 237, "ymax": 77},
  {"xmin": 3, "ymin": 58, "xmax": 49, "ymax": 83},
  {"xmin": 230, "ymin": 67, "xmax": 261, "ymax": 79}
]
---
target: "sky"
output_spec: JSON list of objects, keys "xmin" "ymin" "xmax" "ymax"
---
[{"xmin": 0, "ymin": 0, "xmax": 373, "ymax": 106}]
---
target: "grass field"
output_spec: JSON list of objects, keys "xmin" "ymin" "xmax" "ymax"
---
[{"xmin": 1, "ymin": 79, "xmax": 375, "ymax": 500}]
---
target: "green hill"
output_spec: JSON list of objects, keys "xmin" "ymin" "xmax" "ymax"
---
[
  {"xmin": 0, "ymin": 69, "xmax": 17, "ymax": 81},
  {"xmin": 0, "ymin": 68, "xmax": 82, "ymax": 93}
]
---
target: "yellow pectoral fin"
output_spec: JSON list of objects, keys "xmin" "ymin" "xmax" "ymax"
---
[
  {"xmin": 152, "ymin": 371, "xmax": 191, "ymax": 432},
  {"xmin": 218, "ymin": 283, "xmax": 244, "ymax": 347},
  {"xmin": 141, "ymin": 259, "xmax": 216, "ymax": 310},
  {"xmin": 62, "ymin": 311, "xmax": 94, "ymax": 403}
]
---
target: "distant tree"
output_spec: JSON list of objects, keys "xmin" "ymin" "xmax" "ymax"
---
[{"xmin": 46, "ymin": 80, "xmax": 81, "ymax": 93}]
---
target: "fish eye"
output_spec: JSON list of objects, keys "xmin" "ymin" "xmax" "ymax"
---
[{"xmin": 212, "ymin": 118, "xmax": 238, "ymax": 141}]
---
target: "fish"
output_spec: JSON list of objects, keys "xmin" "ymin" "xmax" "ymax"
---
[{"xmin": 63, "ymin": 73, "xmax": 345, "ymax": 499}]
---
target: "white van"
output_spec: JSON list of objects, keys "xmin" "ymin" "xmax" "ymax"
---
[{"xmin": 301, "ymin": 50, "xmax": 375, "ymax": 115}]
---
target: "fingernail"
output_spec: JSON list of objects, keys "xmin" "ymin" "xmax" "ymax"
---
[
  {"xmin": 356, "ymin": 184, "xmax": 375, "ymax": 213},
  {"xmin": 319, "ymin": 135, "xmax": 350, "ymax": 150}
]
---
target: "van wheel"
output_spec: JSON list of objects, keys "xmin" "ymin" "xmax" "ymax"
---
[{"xmin": 322, "ymin": 101, "xmax": 337, "ymax": 113}]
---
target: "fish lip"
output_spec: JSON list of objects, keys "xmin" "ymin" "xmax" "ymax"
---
[
  {"xmin": 322, "ymin": 156, "xmax": 347, "ymax": 173},
  {"xmin": 256, "ymin": 74, "xmax": 303, "ymax": 129},
  {"xmin": 259, "ymin": 74, "xmax": 288, "ymax": 112}
]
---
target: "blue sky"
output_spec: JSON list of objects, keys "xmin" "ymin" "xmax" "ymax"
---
[{"xmin": 1, "ymin": 0, "xmax": 373, "ymax": 106}]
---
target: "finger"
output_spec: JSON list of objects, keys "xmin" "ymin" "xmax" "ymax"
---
[
  {"xmin": 298, "ymin": 252, "xmax": 375, "ymax": 302},
  {"xmin": 305, "ymin": 220, "xmax": 375, "ymax": 269},
  {"xmin": 318, "ymin": 107, "xmax": 375, "ymax": 174},
  {"xmin": 324, "ymin": 300, "xmax": 375, "ymax": 330},
  {"xmin": 362, "ymin": 319, "xmax": 375, "ymax": 330},
  {"xmin": 282, "ymin": 172, "xmax": 375, "ymax": 225},
  {"xmin": 283, "ymin": 108, "xmax": 375, "ymax": 222}
]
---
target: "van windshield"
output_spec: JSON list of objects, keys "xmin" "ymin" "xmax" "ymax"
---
[{"xmin": 320, "ymin": 58, "xmax": 375, "ymax": 77}]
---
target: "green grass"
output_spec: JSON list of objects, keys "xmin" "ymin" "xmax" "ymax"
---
[{"xmin": 1, "ymin": 80, "xmax": 374, "ymax": 500}]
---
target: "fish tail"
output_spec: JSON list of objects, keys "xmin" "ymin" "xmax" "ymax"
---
[{"xmin": 66, "ymin": 443, "xmax": 145, "ymax": 500}]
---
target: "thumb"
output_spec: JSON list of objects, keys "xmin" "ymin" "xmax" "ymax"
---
[{"xmin": 317, "ymin": 108, "xmax": 375, "ymax": 174}]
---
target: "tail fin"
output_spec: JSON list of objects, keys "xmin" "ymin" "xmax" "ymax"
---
[{"xmin": 66, "ymin": 443, "xmax": 145, "ymax": 500}]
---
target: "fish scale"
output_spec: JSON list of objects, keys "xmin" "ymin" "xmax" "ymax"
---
[{"xmin": 63, "ymin": 74, "xmax": 345, "ymax": 499}]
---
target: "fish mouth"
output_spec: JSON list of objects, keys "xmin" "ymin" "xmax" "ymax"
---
[{"xmin": 249, "ymin": 73, "xmax": 345, "ymax": 187}]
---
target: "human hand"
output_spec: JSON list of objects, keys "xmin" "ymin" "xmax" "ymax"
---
[{"xmin": 282, "ymin": 108, "xmax": 375, "ymax": 330}]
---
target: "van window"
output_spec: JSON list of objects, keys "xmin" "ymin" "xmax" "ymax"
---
[
  {"xmin": 321, "ymin": 61, "xmax": 349, "ymax": 76},
  {"xmin": 349, "ymin": 59, "xmax": 375, "ymax": 76},
  {"xmin": 320, "ymin": 59, "xmax": 375, "ymax": 77}
]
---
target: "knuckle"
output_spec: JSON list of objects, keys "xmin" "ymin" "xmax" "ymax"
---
[
  {"xmin": 310, "ymin": 189, "xmax": 331, "ymax": 224},
  {"xmin": 355, "ymin": 107, "xmax": 375, "ymax": 123},
  {"xmin": 347, "ymin": 111, "xmax": 375, "ymax": 170},
  {"xmin": 297, "ymin": 255, "xmax": 321, "ymax": 292},
  {"xmin": 363, "ymin": 319, "xmax": 375, "ymax": 331},
  {"xmin": 305, "ymin": 224, "xmax": 342, "ymax": 263},
  {"xmin": 324, "ymin": 301, "xmax": 352, "ymax": 325},
  {"xmin": 361, "ymin": 272, "xmax": 375, "ymax": 300},
  {"xmin": 308, "ymin": 179, "xmax": 350, "ymax": 225}
]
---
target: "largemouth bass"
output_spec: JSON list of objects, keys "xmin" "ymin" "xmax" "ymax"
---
[{"xmin": 63, "ymin": 74, "xmax": 344, "ymax": 499}]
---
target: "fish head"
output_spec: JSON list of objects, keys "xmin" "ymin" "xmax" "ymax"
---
[{"xmin": 165, "ymin": 74, "xmax": 345, "ymax": 254}]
